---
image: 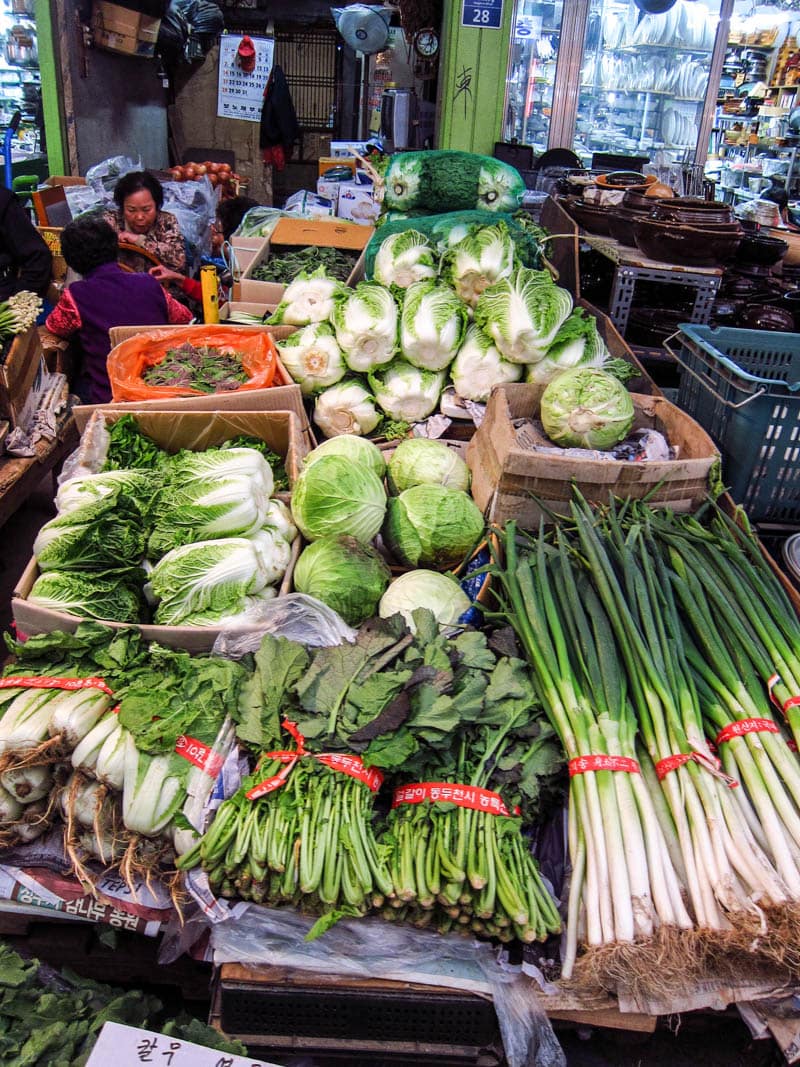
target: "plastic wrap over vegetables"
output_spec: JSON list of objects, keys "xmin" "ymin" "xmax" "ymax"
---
[{"xmin": 382, "ymin": 151, "xmax": 525, "ymax": 215}]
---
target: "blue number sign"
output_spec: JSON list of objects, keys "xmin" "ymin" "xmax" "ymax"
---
[{"xmin": 462, "ymin": 0, "xmax": 503, "ymax": 29}]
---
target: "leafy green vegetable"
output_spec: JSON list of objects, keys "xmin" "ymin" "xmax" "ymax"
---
[
  {"xmin": 382, "ymin": 151, "xmax": 525, "ymax": 215},
  {"xmin": 101, "ymin": 415, "xmax": 163, "ymax": 471},
  {"xmin": 143, "ymin": 342, "xmax": 249, "ymax": 394},
  {"xmin": 450, "ymin": 323, "xmax": 522, "ymax": 402},
  {"xmin": 442, "ymin": 221, "xmax": 516, "ymax": 307},
  {"xmin": 304, "ymin": 435, "xmax": 386, "ymax": 480},
  {"xmin": 147, "ymin": 474, "xmax": 270, "ymax": 557},
  {"xmin": 379, "ymin": 571, "xmax": 471, "ymax": 632},
  {"xmin": 373, "ymin": 230, "xmax": 437, "ymax": 291},
  {"xmin": 526, "ymin": 307, "xmax": 608, "ymax": 385},
  {"xmin": 368, "ymin": 359, "xmax": 445, "ymax": 423},
  {"xmin": 33, "ymin": 494, "xmax": 149, "ymax": 574},
  {"xmin": 252, "ymin": 243, "xmax": 358, "ymax": 284}
]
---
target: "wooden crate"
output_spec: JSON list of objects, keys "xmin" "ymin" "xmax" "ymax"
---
[{"xmin": 0, "ymin": 326, "xmax": 44, "ymax": 427}]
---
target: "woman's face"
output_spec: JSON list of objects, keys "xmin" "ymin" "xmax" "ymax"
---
[{"xmin": 123, "ymin": 189, "xmax": 158, "ymax": 234}]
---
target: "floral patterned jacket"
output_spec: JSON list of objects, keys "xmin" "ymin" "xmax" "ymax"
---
[{"xmin": 103, "ymin": 208, "xmax": 186, "ymax": 272}]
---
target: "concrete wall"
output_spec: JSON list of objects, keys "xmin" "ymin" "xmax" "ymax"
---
[{"xmin": 57, "ymin": 0, "xmax": 169, "ymax": 173}]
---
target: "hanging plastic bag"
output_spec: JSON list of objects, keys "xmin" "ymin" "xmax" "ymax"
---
[{"xmin": 106, "ymin": 325, "xmax": 278, "ymax": 402}]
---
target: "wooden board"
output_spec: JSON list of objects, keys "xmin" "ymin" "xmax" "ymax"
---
[{"xmin": 0, "ymin": 414, "xmax": 78, "ymax": 530}]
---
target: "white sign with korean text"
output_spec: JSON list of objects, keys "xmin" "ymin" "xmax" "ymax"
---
[
  {"xmin": 86, "ymin": 1021, "xmax": 284, "ymax": 1067},
  {"xmin": 217, "ymin": 34, "xmax": 275, "ymax": 122}
]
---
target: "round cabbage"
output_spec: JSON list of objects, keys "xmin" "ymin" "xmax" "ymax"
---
[
  {"xmin": 379, "ymin": 570, "xmax": 471, "ymax": 633},
  {"xmin": 383, "ymin": 485, "xmax": 484, "ymax": 568},
  {"xmin": 540, "ymin": 368, "xmax": 635, "ymax": 450},
  {"xmin": 387, "ymin": 438, "xmax": 470, "ymax": 496},
  {"xmin": 293, "ymin": 535, "xmax": 391, "ymax": 626},
  {"xmin": 291, "ymin": 455, "xmax": 387, "ymax": 543},
  {"xmin": 305, "ymin": 436, "xmax": 386, "ymax": 481}
]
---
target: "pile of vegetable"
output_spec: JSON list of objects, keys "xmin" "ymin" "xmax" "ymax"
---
[
  {"xmin": 27, "ymin": 417, "xmax": 296, "ymax": 628},
  {"xmin": 493, "ymin": 494, "xmax": 800, "ymax": 992},
  {"xmin": 269, "ymin": 215, "xmax": 627, "ymax": 439},
  {"xmin": 253, "ymin": 244, "xmax": 360, "ymax": 285},
  {"xmin": 0, "ymin": 290, "xmax": 42, "ymax": 363},
  {"xmin": 0, "ymin": 623, "xmax": 246, "ymax": 895},
  {"xmin": 178, "ymin": 613, "xmax": 564, "ymax": 942},
  {"xmin": 142, "ymin": 343, "xmax": 249, "ymax": 394},
  {"xmin": 166, "ymin": 159, "xmax": 241, "ymax": 193},
  {"xmin": 289, "ymin": 436, "xmax": 483, "ymax": 628},
  {"xmin": 0, "ymin": 940, "xmax": 246, "ymax": 1064}
]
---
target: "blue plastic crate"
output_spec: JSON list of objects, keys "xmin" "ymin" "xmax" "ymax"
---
[{"xmin": 667, "ymin": 324, "xmax": 800, "ymax": 526}]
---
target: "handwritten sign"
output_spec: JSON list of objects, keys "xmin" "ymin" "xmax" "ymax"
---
[
  {"xmin": 462, "ymin": 0, "xmax": 503, "ymax": 29},
  {"xmin": 217, "ymin": 34, "xmax": 274, "ymax": 122},
  {"xmin": 86, "ymin": 1021, "xmax": 283, "ymax": 1067}
]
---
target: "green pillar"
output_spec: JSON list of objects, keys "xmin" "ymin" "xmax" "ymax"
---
[
  {"xmin": 438, "ymin": 0, "xmax": 513, "ymax": 153},
  {"xmin": 35, "ymin": 0, "xmax": 67, "ymax": 175}
]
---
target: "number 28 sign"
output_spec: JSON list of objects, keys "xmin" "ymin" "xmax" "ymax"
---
[{"xmin": 462, "ymin": 0, "xmax": 503, "ymax": 29}]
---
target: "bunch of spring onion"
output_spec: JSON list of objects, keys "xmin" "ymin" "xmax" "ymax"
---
[
  {"xmin": 379, "ymin": 723, "xmax": 562, "ymax": 943},
  {"xmin": 622, "ymin": 503, "xmax": 800, "ymax": 970},
  {"xmin": 495, "ymin": 496, "xmax": 800, "ymax": 991},
  {"xmin": 0, "ymin": 624, "xmax": 246, "ymax": 900},
  {"xmin": 0, "ymin": 290, "xmax": 42, "ymax": 346},
  {"xmin": 178, "ymin": 752, "xmax": 390, "ymax": 917}
]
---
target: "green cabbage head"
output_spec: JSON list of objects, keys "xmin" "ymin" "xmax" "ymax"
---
[
  {"xmin": 305, "ymin": 435, "xmax": 386, "ymax": 480},
  {"xmin": 293, "ymin": 535, "xmax": 391, "ymax": 626},
  {"xmin": 383, "ymin": 485, "xmax": 484, "ymax": 567},
  {"xmin": 387, "ymin": 438, "xmax": 470, "ymax": 495},
  {"xmin": 540, "ymin": 367, "xmax": 635, "ymax": 450},
  {"xmin": 291, "ymin": 455, "xmax": 387, "ymax": 542},
  {"xmin": 379, "ymin": 572, "xmax": 471, "ymax": 633}
]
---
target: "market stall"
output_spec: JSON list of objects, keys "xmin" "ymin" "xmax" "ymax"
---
[{"xmin": 0, "ymin": 144, "xmax": 798, "ymax": 1067}]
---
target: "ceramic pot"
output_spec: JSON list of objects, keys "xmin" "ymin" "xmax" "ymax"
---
[{"xmin": 633, "ymin": 217, "xmax": 742, "ymax": 266}]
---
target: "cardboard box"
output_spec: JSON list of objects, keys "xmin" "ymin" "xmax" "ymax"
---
[
  {"xmin": 330, "ymin": 141, "xmax": 371, "ymax": 159},
  {"xmin": 467, "ymin": 384, "xmax": 719, "ymax": 529},
  {"xmin": 37, "ymin": 226, "xmax": 66, "ymax": 281},
  {"xmin": 12, "ymin": 409, "xmax": 305, "ymax": 653},
  {"xmin": 336, "ymin": 180, "xmax": 379, "ymax": 225},
  {"xmin": 239, "ymin": 217, "xmax": 373, "ymax": 304},
  {"xmin": 229, "ymin": 235, "xmax": 268, "ymax": 276},
  {"xmin": 87, "ymin": 323, "xmax": 312, "ymax": 445},
  {"xmin": 42, "ymin": 176, "xmax": 87, "ymax": 188},
  {"xmin": 0, "ymin": 326, "xmax": 44, "ymax": 427},
  {"xmin": 316, "ymin": 177, "xmax": 342, "ymax": 207},
  {"xmin": 91, "ymin": 0, "xmax": 161, "ymax": 58}
]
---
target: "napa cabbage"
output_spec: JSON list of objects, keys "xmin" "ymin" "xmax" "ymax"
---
[
  {"xmin": 399, "ymin": 280, "xmax": 468, "ymax": 372},
  {"xmin": 55, "ymin": 470, "xmax": 159, "ymax": 515},
  {"xmin": 146, "ymin": 532, "xmax": 289, "ymax": 626},
  {"xmin": 442, "ymin": 223, "xmax": 515, "ymax": 307},
  {"xmin": 369, "ymin": 360, "xmax": 445, "ymax": 423},
  {"xmin": 267, "ymin": 266, "xmax": 344, "ymax": 326},
  {"xmin": 276, "ymin": 322, "xmax": 346, "ymax": 395},
  {"xmin": 474, "ymin": 267, "xmax": 573, "ymax": 364},
  {"xmin": 148, "ymin": 475, "xmax": 269, "ymax": 557},
  {"xmin": 263, "ymin": 498, "xmax": 298, "ymax": 544},
  {"xmin": 313, "ymin": 379, "xmax": 381, "ymax": 438},
  {"xmin": 525, "ymin": 308, "xmax": 609, "ymax": 384},
  {"xmin": 34, "ymin": 495, "xmax": 148, "ymax": 572},
  {"xmin": 167, "ymin": 447, "xmax": 274, "ymax": 498},
  {"xmin": 373, "ymin": 230, "xmax": 437, "ymax": 291},
  {"xmin": 450, "ymin": 324, "xmax": 523, "ymax": 402},
  {"xmin": 28, "ymin": 570, "xmax": 143, "ymax": 623},
  {"xmin": 331, "ymin": 282, "xmax": 398, "ymax": 373}
]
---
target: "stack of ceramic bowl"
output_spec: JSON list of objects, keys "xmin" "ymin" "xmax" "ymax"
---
[
  {"xmin": 632, "ymin": 197, "xmax": 743, "ymax": 266},
  {"xmin": 607, "ymin": 188, "xmax": 671, "ymax": 246}
]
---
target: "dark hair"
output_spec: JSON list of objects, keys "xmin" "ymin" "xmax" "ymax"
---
[
  {"xmin": 216, "ymin": 195, "xmax": 259, "ymax": 240},
  {"xmin": 113, "ymin": 170, "xmax": 164, "ymax": 211},
  {"xmin": 60, "ymin": 215, "xmax": 120, "ymax": 275}
]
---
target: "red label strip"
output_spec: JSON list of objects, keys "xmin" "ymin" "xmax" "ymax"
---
[
  {"xmin": 716, "ymin": 718, "xmax": 780, "ymax": 746},
  {"xmin": 767, "ymin": 674, "xmax": 800, "ymax": 717},
  {"xmin": 391, "ymin": 781, "xmax": 515, "ymax": 816},
  {"xmin": 174, "ymin": 734, "xmax": 224, "ymax": 779},
  {"xmin": 246, "ymin": 719, "xmax": 383, "ymax": 800},
  {"xmin": 568, "ymin": 755, "xmax": 640, "ymax": 777},
  {"xmin": 0, "ymin": 675, "xmax": 114, "ymax": 696}
]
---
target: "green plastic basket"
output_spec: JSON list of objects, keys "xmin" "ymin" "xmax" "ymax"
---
[{"xmin": 666, "ymin": 324, "xmax": 800, "ymax": 527}]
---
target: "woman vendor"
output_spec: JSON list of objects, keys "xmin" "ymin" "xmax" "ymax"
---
[{"xmin": 103, "ymin": 170, "xmax": 186, "ymax": 273}]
